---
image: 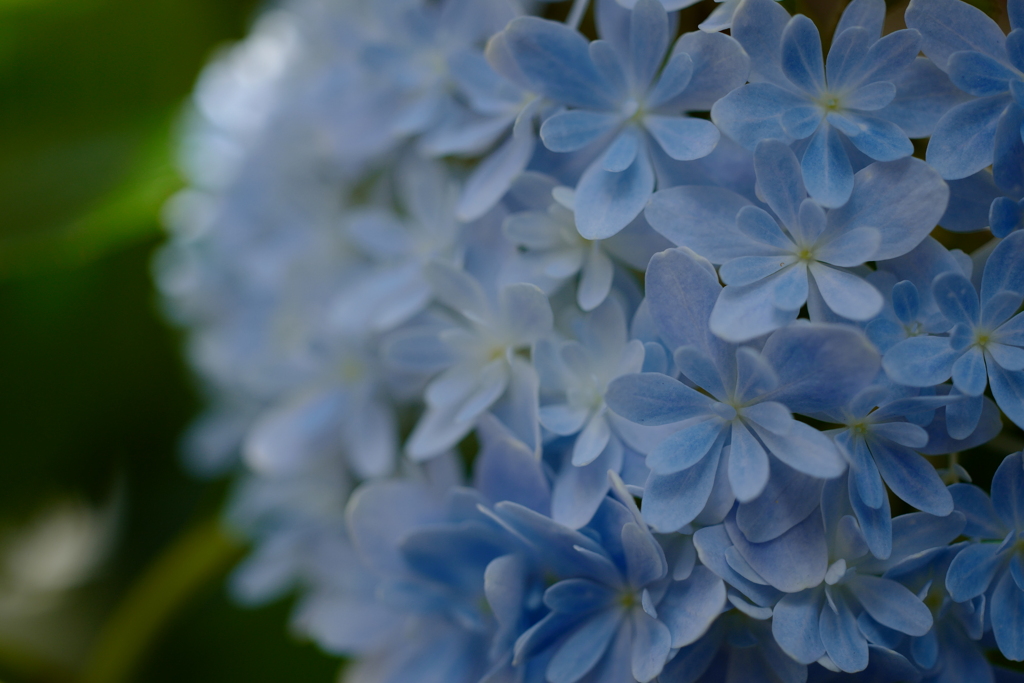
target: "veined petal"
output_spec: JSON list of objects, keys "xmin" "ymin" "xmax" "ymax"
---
[
  {"xmin": 646, "ymin": 416, "xmax": 727, "ymax": 475},
  {"xmin": 948, "ymin": 50, "xmax": 1017, "ymax": 97},
  {"xmin": 642, "ymin": 448, "xmax": 723, "ymax": 532},
  {"xmin": 541, "ymin": 110, "xmax": 621, "ymax": 152},
  {"xmin": 781, "ymin": 15, "xmax": 826, "ymax": 95},
  {"xmin": 926, "ymin": 95, "xmax": 1011, "ymax": 180},
  {"xmin": 802, "ymin": 123, "xmax": 854, "ymax": 208},
  {"xmin": 720, "ymin": 256, "xmax": 791, "ymax": 287},
  {"xmin": 808, "ymin": 263, "xmax": 884, "ymax": 321},
  {"xmin": 753, "ymin": 139, "xmax": 807, "ymax": 228},
  {"xmin": 827, "ymin": 112, "xmax": 913, "ymax": 162},
  {"xmin": 643, "ymin": 115, "xmax": 720, "ymax": 162},
  {"xmin": 711, "ymin": 83, "xmax": 808, "ymax": 149},
  {"xmin": 883, "ymin": 336, "xmax": 959, "ymax": 387},
  {"xmin": 729, "ymin": 422, "xmax": 771, "ymax": 502},
  {"xmin": 606, "ymin": 373, "xmax": 715, "ymax": 426},
  {"xmin": 603, "ymin": 127, "xmax": 642, "ymax": 172},
  {"xmin": 575, "ymin": 148, "xmax": 655, "ymax": 240},
  {"xmin": 815, "ymin": 227, "xmax": 881, "ymax": 267},
  {"xmin": 905, "ymin": 0, "xmax": 1009, "ymax": 71}
]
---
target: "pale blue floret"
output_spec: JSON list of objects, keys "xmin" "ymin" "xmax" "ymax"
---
[
  {"xmin": 883, "ymin": 230, "xmax": 1024, "ymax": 435},
  {"xmin": 534, "ymin": 299, "xmax": 648, "ymax": 527},
  {"xmin": 907, "ymin": 0, "xmax": 1024, "ymax": 193},
  {"xmin": 768, "ymin": 481, "xmax": 963, "ymax": 674},
  {"xmin": 945, "ymin": 452, "xmax": 1024, "ymax": 662},
  {"xmin": 713, "ymin": 0, "xmax": 930, "ymax": 207},
  {"xmin": 329, "ymin": 160, "xmax": 465, "ymax": 334},
  {"xmin": 493, "ymin": 473, "xmax": 726, "ymax": 683},
  {"xmin": 495, "ymin": 0, "xmax": 749, "ymax": 239},
  {"xmin": 502, "ymin": 176, "xmax": 668, "ymax": 311},
  {"xmin": 605, "ymin": 247, "xmax": 881, "ymax": 531},
  {"xmin": 864, "ymin": 237, "xmax": 970, "ymax": 353},
  {"xmin": 645, "ymin": 140, "xmax": 949, "ymax": 342},
  {"xmin": 384, "ymin": 263, "xmax": 553, "ymax": 460},
  {"xmin": 821, "ymin": 386, "xmax": 957, "ymax": 560}
]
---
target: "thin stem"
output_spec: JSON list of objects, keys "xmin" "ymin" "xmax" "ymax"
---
[
  {"xmin": 566, "ymin": 0, "xmax": 590, "ymax": 30},
  {"xmin": 81, "ymin": 519, "xmax": 244, "ymax": 683}
]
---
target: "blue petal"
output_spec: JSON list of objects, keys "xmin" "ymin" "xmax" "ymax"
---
[
  {"xmin": 927, "ymin": 96, "xmax": 1012, "ymax": 180},
  {"xmin": 946, "ymin": 390, "xmax": 984, "ymax": 440},
  {"xmin": 541, "ymin": 110, "xmax": 622, "ymax": 152},
  {"xmin": 847, "ymin": 575, "xmax": 933, "ymax": 636},
  {"xmin": 642, "ymin": 247, "xmax": 726, "ymax": 359},
  {"xmin": 883, "ymin": 336, "xmax": 958, "ymax": 387},
  {"xmin": 876, "ymin": 57, "xmax": 974, "ymax": 139},
  {"xmin": 871, "ymin": 437, "xmax": 954, "ymax": 516},
  {"xmin": 546, "ymin": 609, "xmax": 623, "ymax": 683},
  {"xmin": 892, "ymin": 280, "xmax": 921, "ymax": 324},
  {"xmin": 992, "ymin": 452, "xmax": 1024, "ymax": 533},
  {"xmin": 629, "ymin": 0, "xmax": 669, "ymax": 91},
  {"xmin": 808, "ymin": 263, "xmax": 884, "ymax": 321},
  {"xmin": 946, "ymin": 542, "xmax": 1008, "ymax": 601},
  {"xmin": 981, "ymin": 230, "xmax": 1024, "ymax": 307},
  {"xmin": 781, "ymin": 15, "xmax": 825, "ymax": 95},
  {"xmin": 993, "ymin": 99, "xmax": 1024, "ymax": 194},
  {"xmin": 711, "ymin": 83, "xmax": 808, "ymax": 149},
  {"xmin": 630, "ymin": 610, "xmax": 672, "ymax": 682},
  {"xmin": 623, "ymin": 521, "xmax": 668, "ymax": 587},
  {"xmin": 644, "ymin": 187, "xmax": 751, "ymax": 260},
  {"xmin": 950, "ymin": 482, "xmax": 1007, "ymax": 539},
  {"xmin": 825, "ymin": 156, "xmax": 949, "ymax": 260},
  {"xmin": 819, "ymin": 588, "xmax": 869, "ymax": 672},
  {"xmin": 838, "ymin": 432, "xmax": 885, "ymax": 510},
  {"xmin": 575, "ymin": 148, "xmax": 655, "ymax": 239},
  {"xmin": 642, "ymin": 447, "xmax": 722, "ymax": 532},
  {"xmin": 802, "ymin": 123, "xmax": 853, "ymax": 208},
  {"xmin": 725, "ymin": 510, "xmax": 829, "ymax": 593},
  {"xmin": 657, "ymin": 565, "xmax": 726, "ymax": 648},
  {"xmin": 844, "ymin": 81, "xmax": 897, "ymax": 111},
  {"xmin": 991, "ymin": 196, "xmax": 1024, "ymax": 238},
  {"xmin": 772, "ymin": 589, "xmax": 827, "ymax": 664},
  {"xmin": 948, "ymin": 50, "xmax": 1017, "ymax": 97},
  {"xmin": 501, "ymin": 17, "xmax": 617, "ymax": 109},
  {"xmin": 665, "ymin": 31, "xmax": 751, "ymax": 110},
  {"xmin": 719, "ymin": 256, "xmax": 792, "ymax": 287},
  {"xmin": 952, "ymin": 346, "xmax": 988, "ymax": 396},
  {"xmin": 646, "ymin": 417, "xmax": 727, "ymax": 474},
  {"xmin": 729, "ymin": 422, "xmax": 771, "ymax": 502},
  {"xmin": 827, "ymin": 113, "xmax": 913, "ymax": 162},
  {"xmin": 735, "ymin": 347, "xmax": 781, "ymax": 402},
  {"xmin": 761, "ymin": 323, "xmax": 881, "ymax": 413},
  {"xmin": 771, "ymin": 264, "xmax": 809, "ymax": 311},
  {"xmin": 756, "ymin": 420, "xmax": 847, "ymax": 480},
  {"xmin": 905, "ymin": 0, "xmax": 1009, "ymax": 71},
  {"xmin": 731, "ymin": 0, "xmax": 793, "ymax": 85},
  {"xmin": 552, "ymin": 437, "xmax": 624, "ymax": 529},
  {"xmin": 710, "ymin": 279, "xmax": 799, "ymax": 343},
  {"xmin": 646, "ymin": 53, "xmax": 694, "ymax": 109},
  {"xmin": 736, "ymin": 461, "xmax": 823, "ymax": 542},
  {"xmin": 644, "ymin": 115, "xmax": 720, "ymax": 161},
  {"xmin": 933, "ymin": 271, "xmax": 981, "ymax": 327},
  {"xmin": 991, "ymin": 569, "xmax": 1024, "ymax": 661},
  {"xmin": 753, "ymin": 139, "xmax": 807, "ymax": 228},
  {"xmin": 457, "ymin": 127, "xmax": 536, "ymax": 221},
  {"xmin": 826, "ymin": 27, "xmax": 871, "ymax": 92},
  {"xmin": 835, "ymin": 0, "xmax": 885, "ymax": 40},
  {"xmin": 606, "ymin": 373, "xmax": 714, "ymax": 426},
  {"xmin": 735, "ymin": 204, "xmax": 795, "ymax": 250},
  {"xmin": 602, "ymin": 127, "xmax": 642, "ymax": 172},
  {"xmin": 545, "ymin": 578, "xmax": 617, "ymax": 613},
  {"xmin": 854, "ymin": 29, "xmax": 924, "ymax": 85}
]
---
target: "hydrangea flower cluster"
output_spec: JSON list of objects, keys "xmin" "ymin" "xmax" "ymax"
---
[{"xmin": 158, "ymin": 0, "xmax": 1024, "ymax": 680}]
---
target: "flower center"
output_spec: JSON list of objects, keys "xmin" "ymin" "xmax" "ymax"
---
[{"xmin": 818, "ymin": 92, "xmax": 843, "ymax": 112}]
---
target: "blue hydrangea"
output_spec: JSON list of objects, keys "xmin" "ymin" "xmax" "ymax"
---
[{"xmin": 158, "ymin": 0, "xmax": 1024, "ymax": 680}]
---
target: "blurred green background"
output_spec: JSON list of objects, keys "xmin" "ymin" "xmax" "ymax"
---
[{"xmin": 0, "ymin": 1, "xmax": 338, "ymax": 681}]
